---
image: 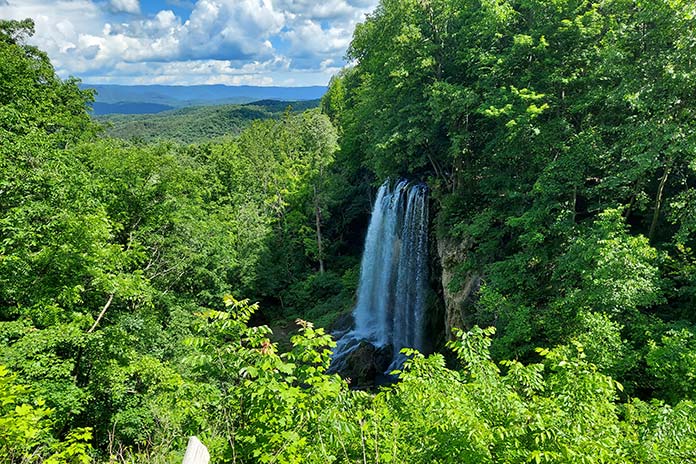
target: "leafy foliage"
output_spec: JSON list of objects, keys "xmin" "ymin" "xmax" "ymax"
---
[
  {"xmin": 0, "ymin": 364, "xmax": 92, "ymax": 463},
  {"xmin": 3, "ymin": 2, "xmax": 696, "ymax": 461},
  {"xmin": 327, "ymin": 0, "xmax": 696, "ymax": 399}
]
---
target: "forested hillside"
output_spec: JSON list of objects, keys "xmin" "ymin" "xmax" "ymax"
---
[
  {"xmin": 2, "ymin": 0, "xmax": 696, "ymax": 461},
  {"xmin": 97, "ymin": 100, "xmax": 321, "ymax": 144},
  {"xmin": 323, "ymin": 0, "xmax": 696, "ymax": 401}
]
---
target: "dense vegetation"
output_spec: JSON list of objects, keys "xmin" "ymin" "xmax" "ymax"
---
[
  {"xmin": 97, "ymin": 100, "xmax": 321, "ymax": 144},
  {"xmin": 324, "ymin": 0, "xmax": 696, "ymax": 400},
  {"xmin": 2, "ymin": 0, "xmax": 696, "ymax": 461}
]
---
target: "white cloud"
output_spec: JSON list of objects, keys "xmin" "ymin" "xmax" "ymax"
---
[
  {"xmin": 92, "ymin": 57, "xmax": 290, "ymax": 85},
  {"xmin": 275, "ymin": 0, "xmax": 377, "ymax": 64},
  {"xmin": 0, "ymin": 0, "xmax": 103, "ymax": 71},
  {"xmin": 110, "ymin": 0, "xmax": 140, "ymax": 15},
  {"xmin": 180, "ymin": 0, "xmax": 284, "ymax": 60},
  {"xmin": 282, "ymin": 19, "xmax": 351, "ymax": 57},
  {"xmin": 0, "ymin": 0, "xmax": 379, "ymax": 85}
]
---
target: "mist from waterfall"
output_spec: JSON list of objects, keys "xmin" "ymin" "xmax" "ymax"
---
[{"xmin": 331, "ymin": 179, "xmax": 429, "ymax": 374}]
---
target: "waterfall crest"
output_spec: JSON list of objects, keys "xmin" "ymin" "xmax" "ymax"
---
[{"xmin": 331, "ymin": 179, "xmax": 429, "ymax": 374}]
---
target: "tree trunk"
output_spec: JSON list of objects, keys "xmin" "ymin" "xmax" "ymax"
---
[
  {"xmin": 572, "ymin": 184, "xmax": 577, "ymax": 224},
  {"xmin": 88, "ymin": 293, "xmax": 114, "ymax": 333},
  {"xmin": 649, "ymin": 161, "xmax": 672, "ymax": 242},
  {"xmin": 314, "ymin": 184, "xmax": 325, "ymax": 274},
  {"xmin": 624, "ymin": 177, "xmax": 645, "ymax": 222}
]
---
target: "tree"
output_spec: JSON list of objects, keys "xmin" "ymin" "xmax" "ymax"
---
[{"xmin": 331, "ymin": 0, "xmax": 696, "ymax": 399}]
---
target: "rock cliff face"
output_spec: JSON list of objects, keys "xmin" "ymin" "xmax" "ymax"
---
[{"xmin": 435, "ymin": 234, "xmax": 480, "ymax": 340}]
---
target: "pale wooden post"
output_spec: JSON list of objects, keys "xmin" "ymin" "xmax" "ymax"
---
[{"xmin": 182, "ymin": 436, "xmax": 210, "ymax": 464}]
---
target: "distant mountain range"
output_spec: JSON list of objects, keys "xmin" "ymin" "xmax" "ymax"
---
[
  {"xmin": 96, "ymin": 99, "xmax": 321, "ymax": 143},
  {"xmin": 82, "ymin": 84, "xmax": 327, "ymax": 115}
]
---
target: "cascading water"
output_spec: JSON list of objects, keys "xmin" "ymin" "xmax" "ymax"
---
[{"xmin": 331, "ymin": 179, "xmax": 429, "ymax": 374}]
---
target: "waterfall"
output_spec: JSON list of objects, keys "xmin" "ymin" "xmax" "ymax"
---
[{"xmin": 331, "ymin": 179, "xmax": 429, "ymax": 374}]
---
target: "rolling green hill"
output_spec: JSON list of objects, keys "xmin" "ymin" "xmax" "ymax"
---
[
  {"xmin": 83, "ymin": 83, "xmax": 327, "ymax": 114},
  {"xmin": 96, "ymin": 99, "xmax": 321, "ymax": 144}
]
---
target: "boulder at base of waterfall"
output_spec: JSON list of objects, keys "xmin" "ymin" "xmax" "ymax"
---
[{"xmin": 343, "ymin": 341, "xmax": 393, "ymax": 388}]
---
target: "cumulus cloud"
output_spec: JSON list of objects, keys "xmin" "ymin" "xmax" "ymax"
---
[
  {"xmin": 181, "ymin": 0, "xmax": 284, "ymax": 60},
  {"xmin": 0, "ymin": 0, "xmax": 379, "ymax": 85},
  {"xmin": 275, "ymin": 0, "xmax": 378, "ymax": 64},
  {"xmin": 109, "ymin": 0, "xmax": 140, "ymax": 15},
  {"xmin": 282, "ymin": 20, "xmax": 351, "ymax": 58},
  {"xmin": 99, "ymin": 57, "xmax": 290, "ymax": 85},
  {"xmin": 0, "ymin": 0, "xmax": 104, "ymax": 71}
]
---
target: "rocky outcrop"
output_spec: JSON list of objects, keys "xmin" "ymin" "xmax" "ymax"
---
[
  {"xmin": 436, "ymin": 235, "xmax": 480, "ymax": 340},
  {"xmin": 342, "ymin": 341, "xmax": 393, "ymax": 388}
]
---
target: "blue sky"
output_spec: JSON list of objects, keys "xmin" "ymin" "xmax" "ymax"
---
[{"xmin": 0, "ymin": 0, "xmax": 379, "ymax": 86}]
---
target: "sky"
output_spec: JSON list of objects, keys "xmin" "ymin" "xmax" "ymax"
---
[{"xmin": 0, "ymin": 0, "xmax": 380, "ymax": 86}]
